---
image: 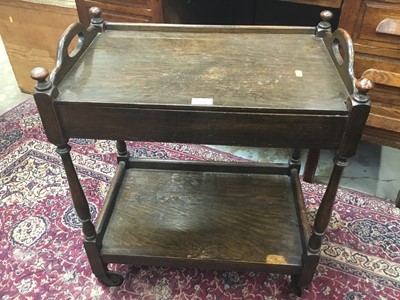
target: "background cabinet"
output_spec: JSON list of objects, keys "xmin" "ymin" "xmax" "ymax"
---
[
  {"xmin": 339, "ymin": 0, "xmax": 400, "ymax": 148},
  {"xmin": 0, "ymin": 0, "xmax": 77, "ymax": 93},
  {"xmin": 75, "ymin": 0, "xmax": 164, "ymax": 27}
]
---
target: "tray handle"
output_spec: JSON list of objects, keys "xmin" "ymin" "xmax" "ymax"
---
[
  {"xmin": 324, "ymin": 28, "xmax": 356, "ymax": 94},
  {"xmin": 50, "ymin": 22, "xmax": 98, "ymax": 86}
]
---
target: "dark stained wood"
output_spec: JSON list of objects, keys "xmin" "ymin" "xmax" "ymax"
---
[
  {"xmin": 290, "ymin": 149, "xmax": 301, "ymax": 172},
  {"xmin": 96, "ymin": 161, "xmax": 126, "ymax": 240},
  {"xmin": 339, "ymin": 79, "xmax": 373, "ymax": 158},
  {"xmin": 31, "ymin": 15, "xmax": 371, "ymax": 291},
  {"xmin": 30, "ymin": 69, "xmax": 65, "ymax": 146},
  {"xmin": 56, "ymin": 143, "xmax": 97, "ymax": 241},
  {"xmin": 116, "ymin": 140, "xmax": 127, "ymax": 156},
  {"xmin": 303, "ymin": 149, "xmax": 320, "ymax": 183},
  {"xmin": 290, "ymin": 169, "xmax": 311, "ymax": 250},
  {"xmin": 308, "ymin": 156, "xmax": 348, "ymax": 253},
  {"xmin": 101, "ymin": 168, "xmax": 303, "ymax": 273},
  {"xmin": 57, "ymin": 26, "xmax": 348, "ymax": 113},
  {"xmin": 290, "ymin": 168, "xmax": 319, "ymax": 291},
  {"xmin": 322, "ymin": 29, "xmax": 355, "ymax": 94},
  {"xmin": 56, "ymin": 103, "xmax": 347, "ymax": 149},
  {"xmin": 51, "ymin": 22, "xmax": 98, "ymax": 86},
  {"xmin": 308, "ymin": 79, "xmax": 372, "ymax": 253},
  {"xmin": 127, "ymin": 158, "xmax": 291, "ymax": 175}
]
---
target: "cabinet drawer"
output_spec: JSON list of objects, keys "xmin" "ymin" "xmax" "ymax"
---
[
  {"xmin": 76, "ymin": 0, "xmax": 163, "ymax": 27},
  {"xmin": 354, "ymin": 55, "xmax": 400, "ymax": 78},
  {"xmin": 357, "ymin": 1, "xmax": 400, "ymax": 47}
]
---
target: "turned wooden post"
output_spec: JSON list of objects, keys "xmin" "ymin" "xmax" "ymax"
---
[
  {"xmin": 303, "ymin": 149, "xmax": 320, "ymax": 183},
  {"xmin": 116, "ymin": 140, "xmax": 130, "ymax": 162},
  {"xmin": 302, "ymin": 11, "xmax": 335, "ymax": 184},
  {"xmin": 30, "ymin": 67, "xmax": 65, "ymax": 144},
  {"xmin": 31, "ymin": 66, "xmax": 123, "ymax": 285},
  {"xmin": 307, "ymin": 156, "xmax": 348, "ymax": 253},
  {"xmin": 116, "ymin": 140, "xmax": 127, "ymax": 156},
  {"xmin": 57, "ymin": 144, "xmax": 97, "ymax": 240},
  {"xmin": 315, "ymin": 10, "xmax": 333, "ymax": 37},
  {"xmin": 31, "ymin": 67, "xmax": 97, "ymax": 241},
  {"xmin": 89, "ymin": 6, "xmax": 105, "ymax": 32},
  {"xmin": 308, "ymin": 78, "xmax": 374, "ymax": 254},
  {"xmin": 290, "ymin": 148, "xmax": 301, "ymax": 172}
]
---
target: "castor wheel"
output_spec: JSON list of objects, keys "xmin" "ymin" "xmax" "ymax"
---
[{"xmin": 97, "ymin": 271, "xmax": 124, "ymax": 286}]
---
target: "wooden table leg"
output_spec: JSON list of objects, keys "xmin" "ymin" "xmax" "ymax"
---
[{"xmin": 303, "ymin": 149, "xmax": 320, "ymax": 183}]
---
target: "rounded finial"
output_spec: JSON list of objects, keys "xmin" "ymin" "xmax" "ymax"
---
[
  {"xmin": 320, "ymin": 10, "xmax": 333, "ymax": 22},
  {"xmin": 30, "ymin": 67, "xmax": 49, "ymax": 82},
  {"xmin": 89, "ymin": 7, "xmax": 103, "ymax": 24},
  {"xmin": 30, "ymin": 67, "xmax": 52, "ymax": 91},
  {"xmin": 356, "ymin": 78, "xmax": 375, "ymax": 94},
  {"xmin": 316, "ymin": 10, "xmax": 333, "ymax": 35},
  {"xmin": 89, "ymin": 6, "xmax": 102, "ymax": 18}
]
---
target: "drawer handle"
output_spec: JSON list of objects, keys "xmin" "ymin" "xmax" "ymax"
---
[
  {"xmin": 376, "ymin": 18, "xmax": 400, "ymax": 36},
  {"xmin": 362, "ymin": 69, "xmax": 400, "ymax": 88}
]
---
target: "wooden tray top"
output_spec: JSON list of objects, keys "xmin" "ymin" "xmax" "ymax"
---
[{"xmin": 57, "ymin": 25, "xmax": 349, "ymax": 114}]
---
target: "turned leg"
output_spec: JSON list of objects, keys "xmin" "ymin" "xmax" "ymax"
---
[
  {"xmin": 57, "ymin": 144, "xmax": 97, "ymax": 240},
  {"xmin": 308, "ymin": 155, "xmax": 347, "ymax": 253},
  {"xmin": 297, "ymin": 78, "xmax": 374, "ymax": 289},
  {"xmin": 289, "ymin": 148, "xmax": 320, "ymax": 295},
  {"xmin": 290, "ymin": 155, "xmax": 347, "ymax": 294},
  {"xmin": 291, "ymin": 253, "xmax": 320, "ymax": 295},
  {"xmin": 116, "ymin": 140, "xmax": 129, "ymax": 162},
  {"xmin": 57, "ymin": 142, "xmax": 123, "ymax": 286},
  {"xmin": 290, "ymin": 148, "xmax": 301, "ymax": 171},
  {"xmin": 84, "ymin": 241, "xmax": 124, "ymax": 286},
  {"xmin": 303, "ymin": 149, "xmax": 320, "ymax": 183}
]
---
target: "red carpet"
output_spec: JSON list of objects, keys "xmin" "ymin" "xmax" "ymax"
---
[{"xmin": 1, "ymin": 99, "xmax": 399, "ymax": 299}]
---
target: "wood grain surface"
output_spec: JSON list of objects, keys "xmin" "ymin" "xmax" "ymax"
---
[
  {"xmin": 0, "ymin": 0, "xmax": 78, "ymax": 93},
  {"xmin": 57, "ymin": 27, "xmax": 349, "ymax": 113},
  {"xmin": 101, "ymin": 168, "xmax": 303, "ymax": 272}
]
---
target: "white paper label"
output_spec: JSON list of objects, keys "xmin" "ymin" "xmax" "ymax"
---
[
  {"xmin": 191, "ymin": 98, "xmax": 214, "ymax": 105},
  {"xmin": 295, "ymin": 70, "xmax": 303, "ymax": 77}
]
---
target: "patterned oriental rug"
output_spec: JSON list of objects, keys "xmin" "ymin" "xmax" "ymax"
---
[{"xmin": 0, "ymin": 99, "xmax": 399, "ymax": 300}]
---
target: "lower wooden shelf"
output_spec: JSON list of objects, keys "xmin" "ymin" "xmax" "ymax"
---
[{"xmin": 98, "ymin": 159, "xmax": 306, "ymax": 274}]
